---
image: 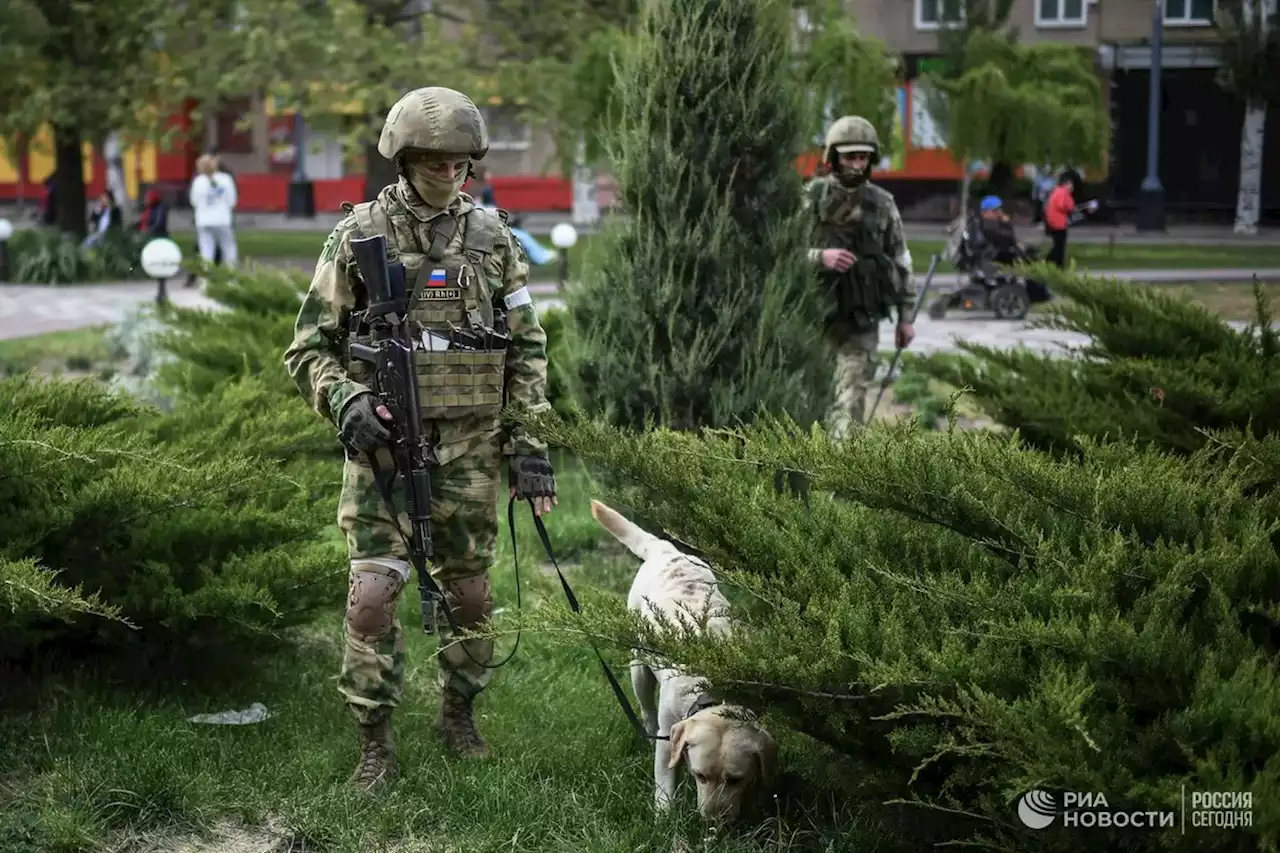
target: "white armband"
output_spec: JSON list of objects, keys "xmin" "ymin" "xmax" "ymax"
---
[{"xmin": 504, "ymin": 286, "xmax": 533, "ymax": 309}]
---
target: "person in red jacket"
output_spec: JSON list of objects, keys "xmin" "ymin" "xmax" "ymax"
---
[
  {"xmin": 1043, "ymin": 171, "xmax": 1098, "ymax": 268},
  {"xmin": 1042, "ymin": 173, "xmax": 1076, "ymax": 267}
]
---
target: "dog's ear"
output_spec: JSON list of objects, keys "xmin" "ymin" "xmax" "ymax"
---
[
  {"xmin": 667, "ymin": 719, "xmax": 693, "ymax": 769},
  {"xmin": 751, "ymin": 727, "xmax": 778, "ymax": 788}
]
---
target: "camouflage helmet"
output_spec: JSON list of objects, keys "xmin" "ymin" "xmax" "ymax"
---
[
  {"xmin": 824, "ymin": 115, "xmax": 880, "ymax": 160},
  {"xmin": 377, "ymin": 87, "xmax": 489, "ymax": 162}
]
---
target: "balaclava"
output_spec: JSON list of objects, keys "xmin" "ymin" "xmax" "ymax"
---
[{"xmin": 404, "ymin": 158, "xmax": 469, "ymax": 209}]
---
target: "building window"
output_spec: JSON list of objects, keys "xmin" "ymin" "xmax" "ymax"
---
[
  {"xmin": 480, "ymin": 106, "xmax": 531, "ymax": 151},
  {"xmin": 916, "ymin": 0, "xmax": 965, "ymax": 30},
  {"xmin": 1164, "ymin": 0, "xmax": 1215, "ymax": 25},
  {"xmin": 1036, "ymin": 0, "xmax": 1087, "ymax": 27}
]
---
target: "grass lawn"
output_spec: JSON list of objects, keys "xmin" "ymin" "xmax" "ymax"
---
[
  {"xmin": 0, "ymin": 452, "xmax": 904, "ymax": 853},
  {"xmin": 169, "ymin": 229, "xmax": 1280, "ymax": 273},
  {"xmin": 1163, "ymin": 280, "xmax": 1280, "ymax": 320},
  {"xmin": 0, "ymin": 325, "xmax": 114, "ymax": 376}
]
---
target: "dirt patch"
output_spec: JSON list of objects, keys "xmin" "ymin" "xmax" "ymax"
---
[{"xmin": 105, "ymin": 818, "xmax": 309, "ymax": 853}]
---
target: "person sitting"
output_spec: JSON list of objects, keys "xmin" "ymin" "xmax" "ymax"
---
[
  {"xmin": 137, "ymin": 188, "xmax": 170, "ymax": 238},
  {"xmin": 976, "ymin": 196, "xmax": 1022, "ymax": 263},
  {"xmin": 82, "ymin": 189, "xmax": 122, "ymax": 248}
]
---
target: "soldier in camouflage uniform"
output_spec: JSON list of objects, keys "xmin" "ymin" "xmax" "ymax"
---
[
  {"xmin": 283, "ymin": 87, "xmax": 557, "ymax": 790},
  {"xmin": 804, "ymin": 116, "xmax": 916, "ymax": 438}
]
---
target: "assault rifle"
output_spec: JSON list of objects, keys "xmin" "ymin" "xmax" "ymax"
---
[{"xmin": 346, "ymin": 234, "xmax": 444, "ymax": 634}]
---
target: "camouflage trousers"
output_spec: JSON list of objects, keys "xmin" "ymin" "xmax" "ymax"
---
[
  {"xmin": 336, "ymin": 432, "xmax": 502, "ymax": 726},
  {"xmin": 826, "ymin": 326, "xmax": 879, "ymax": 440}
]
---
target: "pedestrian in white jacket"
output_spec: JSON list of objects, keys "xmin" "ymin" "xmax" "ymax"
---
[{"xmin": 189, "ymin": 154, "xmax": 238, "ymax": 269}]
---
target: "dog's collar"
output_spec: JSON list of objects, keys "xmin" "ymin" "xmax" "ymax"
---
[{"xmin": 684, "ymin": 692, "xmax": 722, "ymax": 720}]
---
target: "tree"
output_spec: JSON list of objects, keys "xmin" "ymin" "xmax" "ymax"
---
[
  {"xmin": 511, "ymin": 400, "xmax": 1280, "ymax": 851},
  {"xmin": 173, "ymin": 0, "xmax": 479, "ymax": 199},
  {"xmin": 793, "ymin": 0, "xmax": 901, "ymax": 163},
  {"xmin": 1215, "ymin": 0, "xmax": 1280, "ymax": 236},
  {"xmin": 561, "ymin": 0, "xmax": 833, "ymax": 431},
  {"xmin": 928, "ymin": 28, "xmax": 1108, "ymax": 206},
  {"xmin": 455, "ymin": 0, "xmax": 642, "ymax": 176},
  {"xmin": 911, "ymin": 266, "xmax": 1280, "ymax": 458},
  {"xmin": 0, "ymin": 0, "xmax": 191, "ymax": 237},
  {"xmin": 0, "ymin": 0, "xmax": 475, "ymax": 239}
]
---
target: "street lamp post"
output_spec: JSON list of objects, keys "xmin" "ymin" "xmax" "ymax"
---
[
  {"xmin": 1136, "ymin": 0, "xmax": 1167, "ymax": 232},
  {"xmin": 141, "ymin": 237, "xmax": 183, "ymax": 306},
  {"xmin": 549, "ymin": 223, "xmax": 578, "ymax": 290},
  {"xmin": 0, "ymin": 219, "xmax": 12, "ymax": 282}
]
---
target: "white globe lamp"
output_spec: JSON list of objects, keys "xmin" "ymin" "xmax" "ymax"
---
[
  {"xmin": 550, "ymin": 222, "xmax": 578, "ymax": 249},
  {"xmin": 140, "ymin": 237, "xmax": 183, "ymax": 305}
]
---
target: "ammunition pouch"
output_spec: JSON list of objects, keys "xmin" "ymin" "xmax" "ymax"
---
[{"xmin": 415, "ymin": 349, "xmax": 506, "ymax": 420}]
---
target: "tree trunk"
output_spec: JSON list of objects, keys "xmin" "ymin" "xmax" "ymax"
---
[
  {"xmin": 1233, "ymin": 102, "xmax": 1266, "ymax": 235},
  {"xmin": 53, "ymin": 124, "xmax": 87, "ymax": 239},
  {"xmin": 987, "ymin": 161, "xmax": 1015, "ymax": 198}
]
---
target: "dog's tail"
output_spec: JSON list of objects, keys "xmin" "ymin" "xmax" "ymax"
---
[{"xmin": 591, "ymin": 499, "xmax": 662, "ymax": 560}]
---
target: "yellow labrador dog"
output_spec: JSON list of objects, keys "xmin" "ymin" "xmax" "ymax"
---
[{"xmin": 591, "ymin": 500, "xmax": 777, "ymax": 824}]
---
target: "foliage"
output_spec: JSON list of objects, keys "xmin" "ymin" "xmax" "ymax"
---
[
  {"xmin": 143, "ymin": 265, "xmax": 341, "ymax": 471},
  {"xmin": 151, "ymin": 266, "xmax": 312, "ymax": 400},
  {"xmin": 174, "ymin": 0, "xmax": 478, "ymax": 150},
  {"xmin": 913, "ymin": 267, "xmax": 1280, "ymax": 457},
  {"xmin": 1215, "ymin": 0, "xmax": 1280, "ymax": 105},
  {"xmin": 1, "ymin": 557, "xmax": 127, "ymax": 656},
  {"xmin": 928, "ymin": 29, "xmax": 1108, "ymax": 173},
  {"xmin": 510, "ymin": 402, "xmax": 1280, "ymax": 852},
  {"xmin": 914, "ymin": 0, "xmax": 1016, "ymax": 147},
  {"xmin": 0, "ymin": 374, "xmax": 344, "ymax": 658},
  {"xmin": 8, "ymin": 227, "xmax": 148, "ymax": 284},
  {"xmin": 539, "ymin": 306, "xmax": 575, "ymax": 418},
  {"xmin": 0, "ymin": 0, "xmax": 183, "ymax": 147},
  {"xmin": 563, "ymin": 0, "xmax": 833, "ymax": 431},
  {"xmin": 793, "ymin": 0, "xmax": 900, "ymax": 160}
]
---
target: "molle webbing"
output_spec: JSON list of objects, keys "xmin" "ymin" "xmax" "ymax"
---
[{"xmin": 415, "ymin": 350, "xmax": 505, "ymax": 420}]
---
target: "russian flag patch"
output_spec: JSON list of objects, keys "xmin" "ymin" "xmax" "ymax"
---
[{"xmin": 427, "ymin": 268, "xmax": 448, "ymax": 287}]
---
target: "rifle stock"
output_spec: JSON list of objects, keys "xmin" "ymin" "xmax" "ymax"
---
[{"xmin": 346, "ymin": 234, "xmax": 442, "ymax": 634}]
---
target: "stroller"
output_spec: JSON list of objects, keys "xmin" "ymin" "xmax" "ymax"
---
[{"xmin": 927, "ymin": 216, "xmax": 1052, "ymax": 321}]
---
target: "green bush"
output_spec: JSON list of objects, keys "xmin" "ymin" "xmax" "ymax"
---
[
  {"xmin": 914, "ymin": 269, "xmax": 1280, "ymax": 456},
  {"xmin": 150, "ymin": 265, "xmax": 312, "ymax": 401},
  {"xmin": 8, "ymin": 226, "xmax": 148, "ymax": 284},
  {"xmin": 0, "ymin": 557, "xmax": 127, "ymax": 658},
  {"xmin": 515, "ymin": 406, "xmax": 1280, "ymax": 852},
  {"xmin": 0, "ymin": 374, "xmax": 344, "ymax": 658},
  {"xmin": 539, "ymin": 306, "xmax": 574, "ymax": 418},
  {"xmin": 562, "ymin": 0, "xmax": 833, "ymax": 430}
]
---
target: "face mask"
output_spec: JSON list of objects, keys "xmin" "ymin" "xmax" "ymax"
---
[{"xmin": 405, "ymin": 160, "xmax": 468, "ymax": 208}]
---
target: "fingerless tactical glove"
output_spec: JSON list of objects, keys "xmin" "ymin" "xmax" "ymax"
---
[
  {"xmin": 338, "ymin": 394, "xmax": 392, "ymax": 454},
  {"xmin": 510, "ymin": 455, "xmax": 556, "ymax": 499}
]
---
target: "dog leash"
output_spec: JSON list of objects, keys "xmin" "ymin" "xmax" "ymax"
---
[
  {"xmin": 512, "ymin": 497, "xmax": 669, "ymax": 742},
  {"xmin": 369, "ymin": 450, "xmax": 664, "ymax": 740}
]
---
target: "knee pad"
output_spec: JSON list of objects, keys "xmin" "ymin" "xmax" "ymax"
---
[
  {"xmin": 441, "ymin": 575, "xmax": 492, "ymax": 628},
  {"xmin": 346, "ymin": 559, "xmax": 408, "ymax": 640}
]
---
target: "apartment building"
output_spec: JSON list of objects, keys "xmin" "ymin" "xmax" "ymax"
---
[{"xmin": 847, "ymin": 0, "xmax": 1280, "ymax": 215}]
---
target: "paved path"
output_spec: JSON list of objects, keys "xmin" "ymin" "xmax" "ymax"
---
[
  {"xmin": 1, "ymin": 275, "xmax": 1267, "ymax": 356},
  {"xmin": 5, "ymin": 206, "xmax": 1279, "ymax": 244}
]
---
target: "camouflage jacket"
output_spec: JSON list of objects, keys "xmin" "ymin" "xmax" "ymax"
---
[
  {"xmin": 283, "ymin": 178, "xmax": 550, "ymax": 465},
  {"xmin": 804, "ymin": 174, "xmax": 915, "ymax": 321}
]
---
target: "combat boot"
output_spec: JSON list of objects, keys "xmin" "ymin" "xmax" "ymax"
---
[
  {"xmin": 436, "ymin": 690, "xmax": 489, "ymax": 759},
  {"xmin": 350, "ymin": 716, "xmax": 398, "ymax": 791}
]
